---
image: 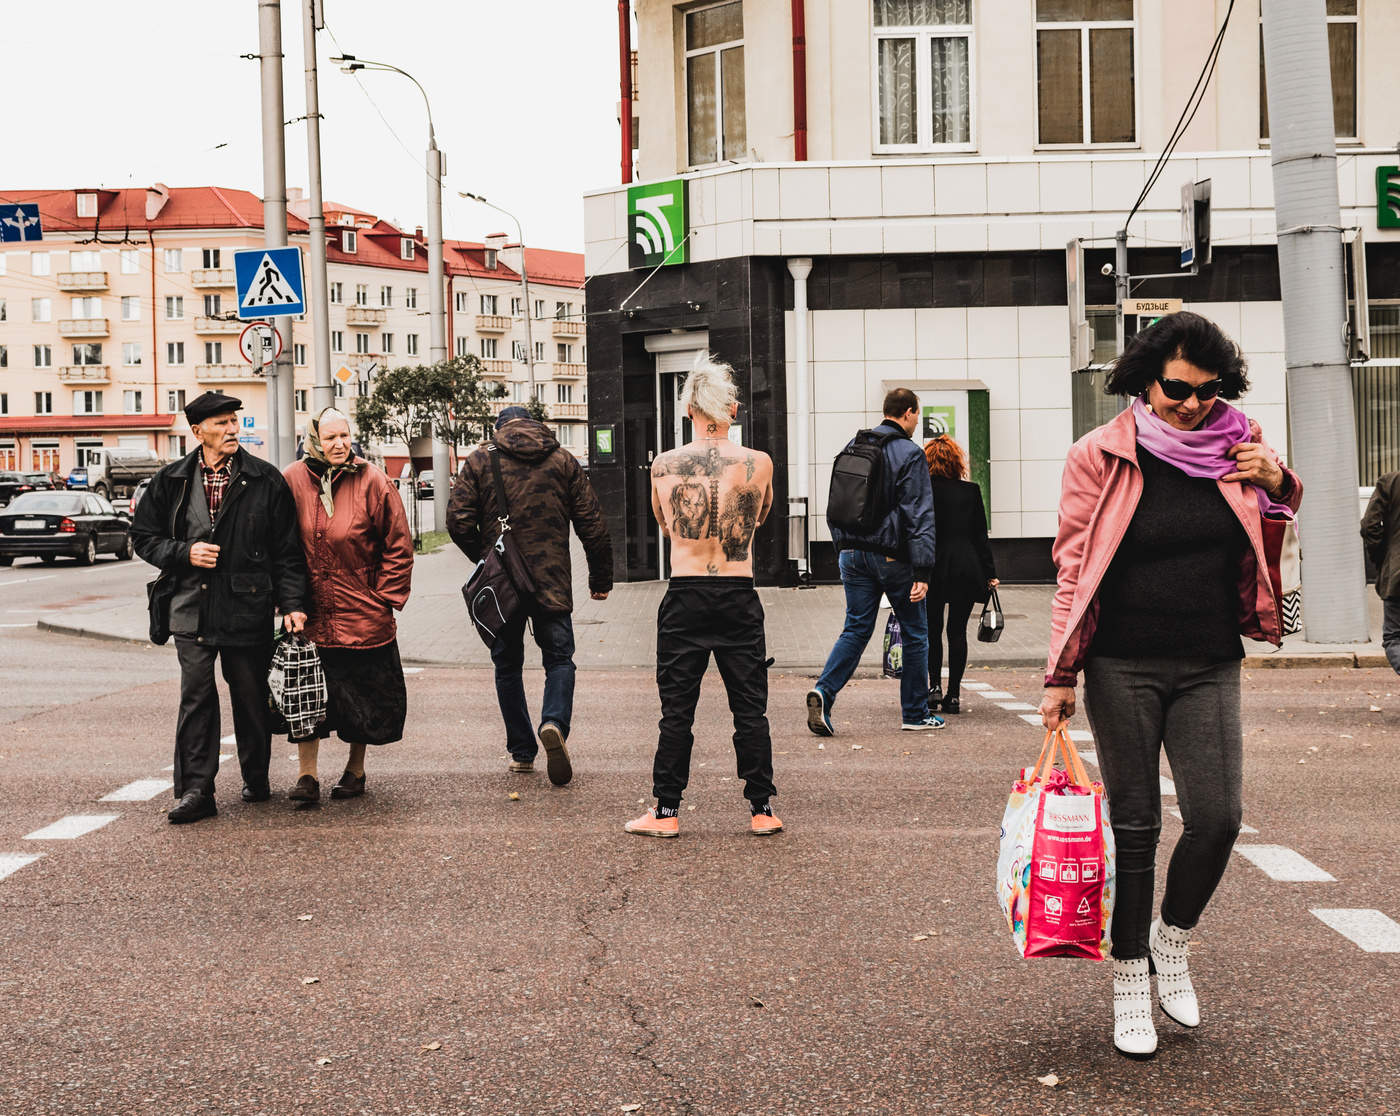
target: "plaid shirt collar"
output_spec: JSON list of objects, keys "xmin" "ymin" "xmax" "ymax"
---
[{"xmin": 198, "ymin": 448, "xmax": 236, "ymax": 519}]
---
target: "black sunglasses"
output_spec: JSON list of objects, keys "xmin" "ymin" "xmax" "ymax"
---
[{"xmin": 1157, "ymin": 376, "xmax": 1222, "ymax": 402}]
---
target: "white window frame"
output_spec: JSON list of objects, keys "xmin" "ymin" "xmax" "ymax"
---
[
  {"xmin": 683, "ymin": 0, "xmax": 746, "ymax": 169},
  {"xmin": 295, "ymin": 389, "xmax": 308, "ymax": 412},
  {"xmin": 35, "ymin": 392, "xmax": 53, "ymax": 415},
  {"xmin": 123, "ymin": 389, "xmax": 144, "ymax": 414},
  {"xmin": 34, "ymin": 344, "xmax": 52, "ymax": 367},
  {"xmin": 163, "ymin": 247, "xmax": 184, "ymax": 273},
  {"xmin": 31, "ymin": 252, "xmax": 50, "ymax": 276},
  {"xmin": 1258, "ymin": 5, "xmax": 1358, "ymax": 145},
  {"xmin": 355, "ymin": 284, "xmax": 368, "ymax": 306},
  {"xmin": 355, "ymin": 333, "xmax": 370, "ymax": 354},
  {"xmin": 481, "ymin": 294, "xmax": 498, "ymax": 314},
  {"xmin": 342, "ymin": 229, "xmax": 357, "ymax": 253},
  {"xmin": 202, "ymin": 247, "xmax": 222, "ymax": 268},
  {"xmin": 481, "ymin": 337, "xmax": 498, "ymax": 359},
  {"xmin": 455, "ymin": 291, "xmax": 470, "ymax": 313},
  {"xmin": 405, "ymin": 287, "xmax": 418, "ymax": 309},
  {"xmin": 122, "ymin": 342, "xmax": 142, "ymax": 367},
  {"xmin": 381, "ymin": 333, "xmax": 394, "ymax": 354},
  {"xmin": 121, "ymin": 295, "xmax": 141, "ymax": 322},
  {"xmin": 407, "ymin": 333, "xmax": 419, "ymax": 356},
  {"xmin": 380, "ymin": 285, "xmax": 393, "ymax": 307},
  {"xmin": 1032, "ymin": 1, "xmax": 1139, "ymax": 151},
  {"xmin": 32, "ymin": 298, "xmax": 51, "ymax": 322},
  {"xmin": 74, "ymin": 390, "xmax": 104, "ymax": 416},
  {"xmin": 167, "ymin": 389, "xmax": 186, "ymax": 413},
  {"xmin": 871, "ymin": 5, "xmax": 979, "ymax": 153},
  {"xmin": 167, "ymin": 341, "xmax": 185, "ymax": 366},
  {"xmin": 331, "ymin": 331, "xmax": 344, "ymax": 353},
  {"xmin": 330, "ymin": 281, "xmax": 343, "ymax": 304},
  {"xmin": 294, "ymin": 343, "xmax": 307, "ymax": 365},
  {"xmin": 120, "ymin": 250, "xmax": 140, "ymax": 275},
  {"xmin": 400, "ymin": 237, "xmax": 415, "ymax": 260},
  {"xmin": 455, "ymin": 337, "xmax": 469, "ymax": 358},
  {"xmin": 76, "ymin": 193, "xmax": 98, "ymax": 218},
  {"xmin": 204, "ymin": 341, "xmax": 223, "ymax": 364},
  {"xmin": 165, "ymin": 296, "xmax": 184, "ymax": 320}
]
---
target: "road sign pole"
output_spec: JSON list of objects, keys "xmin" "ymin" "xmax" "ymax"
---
[
  {"xmin": 259, "ymin": 0, "xmax": 296, "ymax": 467},
  {"xmin": 303, "ymin": 0, "xmax": 334, "ymax": 414}
]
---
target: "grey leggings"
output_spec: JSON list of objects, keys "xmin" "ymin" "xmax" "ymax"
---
[{"xmin": 1083, "ymin": 656, "xmax": 1243, "ymax": 961}]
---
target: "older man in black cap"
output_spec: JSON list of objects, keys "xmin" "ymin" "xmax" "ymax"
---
[
  {"xmin": 448, "ymin": 405, "xmax": 612, "ymax": 786},
  {"xmin": 132, "ymin": 391, "xmax": 309, "ymax": 823}
]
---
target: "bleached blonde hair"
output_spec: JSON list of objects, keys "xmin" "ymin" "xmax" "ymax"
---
[{"xmin": 680, "ymin": 353, "xmax": 739, "ymax": 426}]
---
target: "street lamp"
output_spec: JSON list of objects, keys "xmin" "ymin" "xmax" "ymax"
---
[
  {"xmin": 459, "ymin": 191, "xmax": 537, "ymax": 402},
  {"xmin": 331, "ymin": 52, "xmax": 450, "ymax": 530}
]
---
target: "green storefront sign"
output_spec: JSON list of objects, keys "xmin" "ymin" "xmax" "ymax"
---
[
  {"xmin": 628, "ymin": 179, "xmax": 689, "ymax": 269},
  {"xmin": 922, "ymin": 406, "xmax": 956, "ymax": 439},
  {"xmin": 1378, "ymin": 166, "xmax": 1400, "ymax": 229}
]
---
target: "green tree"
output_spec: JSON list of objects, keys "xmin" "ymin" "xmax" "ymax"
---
[
  {"xmin": 354, "ymin": 355, "xmax": 506, "ymax": 462},
  {"xmin": 524, "ymin": 395, "xmax": 550, "ymax": 423}
]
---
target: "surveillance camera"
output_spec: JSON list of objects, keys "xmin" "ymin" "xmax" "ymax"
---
[{"xmin": 1100, "ymin": 262, "xmax": 1115, "ymax": 277}]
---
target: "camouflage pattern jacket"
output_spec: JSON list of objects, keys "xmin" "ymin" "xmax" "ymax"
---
[{"xmin": 447, "ymin": 418, "xmax": 613, "ymax": 614}]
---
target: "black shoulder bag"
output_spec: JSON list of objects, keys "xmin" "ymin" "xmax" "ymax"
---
[
  {"xmin": 977, "ymin": 586, "xmax": 1005, "ymax": 644},
  {"xmin": 461, "ymin": 446, "xmax": 537, "ymax": 648}
]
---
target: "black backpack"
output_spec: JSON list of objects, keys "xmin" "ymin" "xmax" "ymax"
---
[{"xmin": 827, "ymin": 427, "xmax": 901, "ymax": 534}]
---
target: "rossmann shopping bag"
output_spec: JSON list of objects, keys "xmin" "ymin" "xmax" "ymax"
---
[
  {"xmin": 996, "ymin": 728, "xmax": 1115, "ymax": 960},
  {"xmin": 882, "ymin": 612, "xmax": 903, "ymax": 678}
]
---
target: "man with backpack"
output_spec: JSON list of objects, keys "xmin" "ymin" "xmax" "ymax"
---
[{"xmin": 808, "ymin": 388, "xmax": 940, "ymax": 735}]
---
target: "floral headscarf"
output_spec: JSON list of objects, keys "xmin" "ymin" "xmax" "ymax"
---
[{"xmin": 304, "ymin": 406, "xmax": 361, "ymax": 517}]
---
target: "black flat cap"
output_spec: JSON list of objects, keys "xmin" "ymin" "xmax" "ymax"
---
[{"xmin": 184, "ymin": 391, "xmax": 242, "ymax": 425}]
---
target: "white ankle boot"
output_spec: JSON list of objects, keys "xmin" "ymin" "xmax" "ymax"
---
[
  {"xmin": 1149, "ymin": 917, "xmax": 1200, "ymax": 1028},
  {"xmin": 1112, "ymin": 957, "xmax": 1158, "ymax": 1059}
]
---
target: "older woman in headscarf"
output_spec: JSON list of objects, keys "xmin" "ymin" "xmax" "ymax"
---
[{"xmin": 282, "ymin": 407, "xmax": 414, "ymax": 802}]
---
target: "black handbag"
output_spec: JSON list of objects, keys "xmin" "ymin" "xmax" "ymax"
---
[
  {"xmin": 462, "ymin": 446, "xmax": 536, "ymax": 648},
  {"xmin": 145, "ymin": 573, "xmax": 175, "ymax": 646},
  {"xmin": 977, "ymin": 586, "xmax": 1004, "ymax": 643}
]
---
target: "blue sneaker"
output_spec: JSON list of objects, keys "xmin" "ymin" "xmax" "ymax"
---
[
  {"xmin": 901, "ymin": 714, "xmax": 946, "ymax": 731},
  {"xmin": 806, "ymin": 688, "xmax": 833, "ymax": 737}
]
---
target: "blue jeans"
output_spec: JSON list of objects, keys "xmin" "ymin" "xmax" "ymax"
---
[
  {"xmin": 815, "ymin": 550, "xmax": 930, "ymax": 723},
  {"xmin": 490, "ymin": 610, "xmax": 576, "ymax": 761}
]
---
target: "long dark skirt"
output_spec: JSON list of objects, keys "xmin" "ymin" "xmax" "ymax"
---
[{"xmin": 290, "ymin": 640, "xmax": 406, "ymax": 746}]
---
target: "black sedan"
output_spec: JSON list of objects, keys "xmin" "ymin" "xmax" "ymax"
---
[
  {"xmin": 23, "ymin": 471, "xmax": 66, "ymax": 491},
  {"xmin": 0, "ymin": 491, "xmax": 134, "ymax": 566},
  {"xmin": 0, "ymin": 470, "xmax": 35, "ymax": 506}
]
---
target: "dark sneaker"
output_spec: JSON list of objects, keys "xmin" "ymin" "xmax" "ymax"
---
[
  {"xmin": 539, "ymin": 723, "xmax": 572, "ymax": 786},
  {"xmin": 806, "ymin": 689, "xmax": 833, "ymax": 737},
  {"xmin": 901, "ymin": 715, "xmax": 946, "ymax": 731}
]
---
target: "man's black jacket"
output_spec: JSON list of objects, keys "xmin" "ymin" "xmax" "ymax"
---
[{"xmin": 131, "ymin": 447, "xmax": 309, "ymax": 646}]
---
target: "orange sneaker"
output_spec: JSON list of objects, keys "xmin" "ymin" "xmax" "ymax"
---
[
  {"xmin": 750, "ymin": 812, "xmax": 784, "ymax": 836},
  {"xmin": 624, "ymin": 808, "xmax": 679, "ymax": 839}
]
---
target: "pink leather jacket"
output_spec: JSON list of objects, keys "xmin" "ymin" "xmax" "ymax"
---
[{"xmin": 1045, "ymin": 406, "xmax": 1303, "ymax": 687}]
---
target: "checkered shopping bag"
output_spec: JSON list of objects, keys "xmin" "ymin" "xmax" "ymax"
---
[{"xmin": 268, "ymin": 634, "xmax": 328, "ymax": 739}]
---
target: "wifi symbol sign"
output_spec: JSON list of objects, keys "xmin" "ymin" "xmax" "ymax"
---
[
  {"xmin": 1379, "ymin": 167, "xmax": 1400, "ymax": 230},
  {"xmin": 628, "ymin": 179, "xmax": 690, "ymax": 269}
]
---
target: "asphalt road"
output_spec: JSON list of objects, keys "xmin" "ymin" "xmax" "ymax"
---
[{"xmin": 0, "ymin": 621, "xmax": 1396, "ymax": 1115}]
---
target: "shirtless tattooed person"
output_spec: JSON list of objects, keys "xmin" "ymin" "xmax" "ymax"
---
[{"xmin": 624, "ymin": 356, "xmax": 781, "ymax": 839}]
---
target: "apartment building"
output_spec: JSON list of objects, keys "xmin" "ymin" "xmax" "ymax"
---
[
  {"xmin": 583, "ymin": 0, "xmax": 1400, "ymax": 584},
  {"xmin": 0, "ymin": 185, "xmax": 586, "ymax": 477}
]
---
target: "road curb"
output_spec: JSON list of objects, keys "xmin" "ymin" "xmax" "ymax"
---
[{"xmin": 38, "ymin": 620, "xmax": 151, "ymax": 647}]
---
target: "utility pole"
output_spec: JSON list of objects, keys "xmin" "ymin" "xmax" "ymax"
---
[
  {"xmin": 461, "ymin": 192, "xmax": 535, "ymax": 399},
  {"xmin": 302, "ymin": 0, "xmax": 333, "ymax": 413},
  {"xmin": 1262, "ymin": 0, "xmax": 1368, "ymax": 642},
  {"xmin": 258, "ymin": 0, "xmax": 295, "ymax": 466}
]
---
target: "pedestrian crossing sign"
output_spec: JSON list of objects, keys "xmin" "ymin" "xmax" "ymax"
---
[{"xmin": 234, "ymin": 247, "xmax": 305, "ymax": 319}]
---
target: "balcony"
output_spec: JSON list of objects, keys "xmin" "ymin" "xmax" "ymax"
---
[
  {"xmin": 58, "ymin": 365, "xmax": 111, "ymax": 385},
  {"xmin": 475, "ymin": 314, "xmax": 511, "ymax": 333},
  {"xmin": 552, "ymin": 362, "xmax": 586, "ymax": 378},
  {"xmin": 196, "ymin": 364, "xmax": 264, "ymax": 384},
  {"xmin": 193, "ymin": 316, "xmax": 243, "ymax": 334},
  {"xmin": 551, "ymin": 319, "xmax": 584, "ymax": 337},
  {"xmin": 551, "ymin": 402, "xmax": 587, "ymax": 420},
  {"xmin": 480, "ymin": 359, "xmax": 512, "ymax": 377},
  {"xmin": 57, "ymin": 318, "xmax": 110, "ymax": 338},
  {"xmin": 345, "ymin": 306, "xmax": 387, "ymax": 326},
  {"xmin": 191, "ymin": 268, "xmax": 235, "ymax": 288},
  {"xmin": 56, "ymin": 271, "xmax": 109, "ymax": 291}
]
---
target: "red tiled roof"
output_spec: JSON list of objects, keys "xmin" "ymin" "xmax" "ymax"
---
[
  {"xmin": 522, "ymin": 248, "xmax": 584, "ymax": 288},
  {"xmin": 0, "ymin": 187, "xmax": 308, "ymax": 233},
  {"xmin": 0, "ymin": 415, "xmax": 177, "ymax": 434}
]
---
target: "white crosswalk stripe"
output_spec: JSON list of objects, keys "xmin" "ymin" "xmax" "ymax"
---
[
  {"xmin": 1235, "ymin": 844, "xmax": 1335, "ymax": 882},
  {"xmin": 100, "ymin": 779, "xmax": 173, "ymax": 802},
  {"xmin": 1310, "ymin": 909, "xmax": 1400, "ymax": 953},
  {"xmin": 0, "ymin": 853, "xmax": 44, "ymax": 880},
  {"xmin": 23, "ymin": 815, "xmax": 120, "ymax": 841}
]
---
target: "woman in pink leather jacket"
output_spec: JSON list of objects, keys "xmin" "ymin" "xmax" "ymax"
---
[{"xmin": 1038, "ymin": 312, "xmax": 1302, "ymax": 1060}]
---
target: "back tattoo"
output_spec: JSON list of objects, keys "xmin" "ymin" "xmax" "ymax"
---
[{"xmin": 653, "ymin": 446, "xmax": 764, "ymax": 562}]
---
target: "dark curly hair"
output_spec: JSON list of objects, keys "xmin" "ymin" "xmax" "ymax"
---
[{"xmin": 1103, "ymin": 311, "xmax": 1251, "ymax": 399}]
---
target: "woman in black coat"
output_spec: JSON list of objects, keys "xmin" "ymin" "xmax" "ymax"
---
[{"xmin": 922, "ymin": 436, "xmax": 998, "ymax": 714}]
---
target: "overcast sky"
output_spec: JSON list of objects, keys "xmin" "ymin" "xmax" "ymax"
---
[{"xmin": 7, "ymin": 1, "xmax": 625, "ymax": 252}]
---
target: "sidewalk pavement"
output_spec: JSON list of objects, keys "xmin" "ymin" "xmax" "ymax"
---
[{"xmin": 41, "ymin": 537, "xmax": 1391, "ymax": 672}]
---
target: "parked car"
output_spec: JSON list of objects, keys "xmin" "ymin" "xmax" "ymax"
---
[
  {"xmin": 0, "ymin": 491, "xmax": 134, "ymax": 566},
  {"xmin": 416, "ymin": 470, "xmax": 434, "ymax": 499},
  {"xmin": 74, "ymin": 449, "xmax": 165, "ymax": 501},
  {"xmin": 0, "ymin": 471, "xmax": 36, "ymax": 507},
  {"xmin": 23, "ymin": 471, "xmax": 65, "ymax": 491},
  {"xmin": 129, "ymin": 477, "xmax": 151, "ymax": 517},
  {"xmin": 67, "ymin": 466, "xmax": 88, "ymax": 489}
]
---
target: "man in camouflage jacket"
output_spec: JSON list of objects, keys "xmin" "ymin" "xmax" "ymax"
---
[{"xmin": 448, "ymin": 407, "xmax": 613, "ymax": 786}]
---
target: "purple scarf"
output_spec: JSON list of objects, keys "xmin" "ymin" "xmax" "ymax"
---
[{"xmin": 1132, "ymin": 396, "xmax": 1294, "ymax": 520}]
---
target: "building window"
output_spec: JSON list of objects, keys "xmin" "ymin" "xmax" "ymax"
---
[
  {"xmin": 330, "ymin": 281, "xmax": 343, "ymax": 304},
  {"xmin": 555, "ymin": 300, "xmax": 570, "ymax": 320},
  {"xmin": 511, "ymin": 296, "xmax": 523, "ymax": 316},
  {"xmin": 121, "ymin": 296, "xmax": 141, "ymax": 321},
  {"xmin": 355, "ymin": 284, "xmax": 368, "ymax": 306},
  {"xmin": 35, "ymin": 392, "xmax": 53, "ymax": 415},
  {"xmin": 331, "ymin": 331, "xmax": 344, "ymax": 353},
  {"xmin": 32, "ymin": 297, "xmax": 51, "ymax": 322},
  {"xmin": 167, "ymin": 389, "xmax": 186, "ymax": 413},
  {"xmin": 534, "ymin": 341, "xmax": 545, "ymax": 363},
  {"xmin": 381, "ymin": 333, "xmax": 394, "ymax": 354},
  {"xmin": 1035, "ymin": 0, "xmax": 1135, "ymax": 146},
  {"xmin": 34, "ymin": 344, "xmax": 52, "ymax": 367},
  {"xmin": 455, "ymin": 291, "xmax": 470, "ymax": 312},
  {"xmin": 76, "ymin": 193, "xmax": 98, "ymax": 218},
  {"xmin": 556, "ymin": 424, "xmax": 575, "ymax": 447},
  {"xmin": 401, "ymin": 237, "xmax": 415, "ymax": 260},
  {"xmin": 122, "ymin": 342, "xmax": 142, "ymax": 366},
  {"xmin": 202, "ymin": 248, "xmax": 221, "ymax": 268},
  {"xmin": 70, "ymin": 250, "xmax": 101, "ymax": 271},
  {"xmin": 874, "ymin": 0, "xmax": 974, "ymax": 149},
  {"xmin": 407, "ymin": 333, "xmax": 419, "ymax": 356},
  {"xmin": 0, "ymin": 397, "xmax": 7, "ymax": 417},
  {"xmin": 342, "ymin": 229, "xmax": 357, "ymax": 253},
  {"xmin": 170, "ymin": 434, "xmax": 187, "ymax": 456},
  {"xmin": 557, "ymin": 343, "xmax": 572, "ymax": 363},
  {"xmin": 533, "ymin": 299, "xmax": 545, "ymax": 320},
  {"xmin": 167, "ymin": 341, "xmax": 185, "ymax": 365},
  {"xmin": 70, "ymin": 296, "xmax": 102, "ymax": 319},
  {"xmin": 481, "ymin": 338, "xmax": 498, "ymax": 359},
  {"xmin": 163, "ymin": 248, "xmax": 183, "ymax": 273},
  {"xmin": 405, "ymin": 287, "xmax": 418, "ymax": 309},
  {"xmin": 120, "ymin": 249, "xmax": 140, "ymax": 275},
  {"xmin": 165, "ymin": 296, "xmax": 183, "ymax": 320},
  {"xmin": 31, "ymin": 252, "xmax": 50, "ymax": 276},
  {"xmin": 294, "ymin": 343, "xmax": 307, "ymax": 365},
  {"xmin": 74, "ymin": 390, "xmax": 104, "ymax": 415},
  {"xmin": 455, "ymin": 337, "xmax": 468, "ymax": 358},
  {"xmin": 483, "ymin": 248, "xmax": 497, "ymax": 270},
  {"xmin": 380, "ymin": 285, "xmax": 393, "ymax": 307},
  {"xmin": 481, "ymin": 294, "xmax": 499, "ymax": 314},
  {"xmin": 295, "ymin": 389, "xmax": 308, "ymax": 412},
  {"xmin": 123, "ymin": 390, "xmax": 144, "ymax": 414},
  {"xmin": 203, "ymin": 294, "xmax": 222, "ymax": 317},
  {"xmin": 1259, "ymin": 1, "xmax": 1356, "ymax": 141},
  {"xmin": 72, "ymin": 343, "xmax": 103, "ymax": 366},
  {"xmin": 0, "ymin": 299, "xmax": 6, "ymax": 322},
  {"xmin": 685, "ymin": 0, "xmax": 745, "ymax": 166},
  {"xmin": 204, "ymin": 341, "xmax": 223, "ymax": 364},
  {"xmin": 355, "ymin": 333, "xmax": 370, "ymax": 354},
  {"xmin": 556, "ymin": 383, "xmax": 573, "ymax": 404},
  {"xmin": 513, "ymin": 340, "xmax": 528, "ymax": 362},
  {"xmin": 0, "ymin": 346, "xmax": 5, "ymax": 369}
]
